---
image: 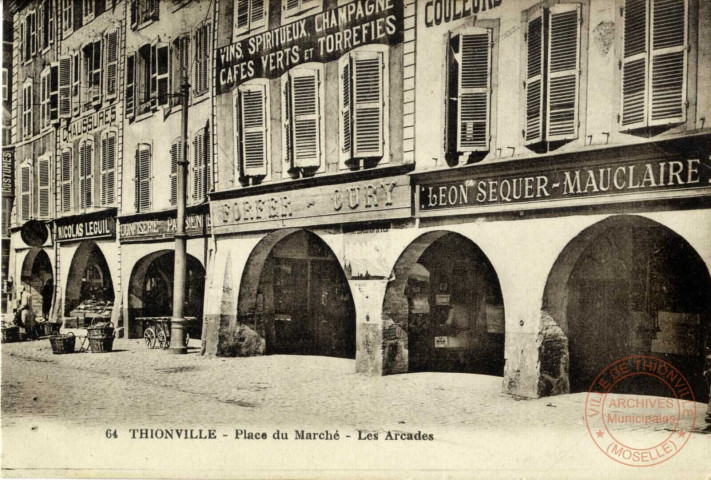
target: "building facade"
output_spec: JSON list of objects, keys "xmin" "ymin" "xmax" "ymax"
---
[{"xmin": 3, "ymin": 5, "xmax": 16, "ymax": 313}]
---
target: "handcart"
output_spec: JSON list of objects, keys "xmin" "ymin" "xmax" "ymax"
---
[{"xmin": 138, "ymin": 316, "xmax": 196, "ymax": 349}]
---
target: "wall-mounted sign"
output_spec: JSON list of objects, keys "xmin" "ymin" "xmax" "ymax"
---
[
  {"xmin": 2, "ymin": 149, "xmax": 14, "ymax": 196},
  {"xmin": 211, "ymin": 174, "xmax": 410, "ymax": 235},
  {"xmin": 56, "ymin": 214, "xmax": 116, "ymax": 242},
  {"xmin": 418, "ymin": 157, "xmax": 710, "ymax": 214},
  {"xmin": 424, "ymin": 0, "xmax": 503, "ymax": 28},
  {"xmin": 20, "ymin": 220, "xmax": 49, "ymax": 247},
  {"xmin": 119, "ymin": 211, "xmax": 211, "ymax": 242},
  {"xmin": 61, "ymin": 104, "xmax": 118, "ymax": 143},
  {"xmin": 216, "ymin": 0, "xmax": 403, "ymax": 94}
]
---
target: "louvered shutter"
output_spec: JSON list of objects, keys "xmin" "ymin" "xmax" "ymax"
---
[
  {"xmin": 204, "ymin": 125, "xmax": 211, "ymax": 195},
  {"xmin": 101, "ymin": 133, "xmax": 115, "ymax": 205},
  {"xmin": 285, "ymin": 0, "xmax": 300, "ymax": 16},
  {"xmin": 41, "ymin": 70, "xmax": 49, "ymax": 128},
  {"xmin": 352, "ymin": 51, "xmax": 384, "ymax": 158},
  {"xmin": 235, "ymin": 0, "xmax": 250, "ymax": 35},
  {"xmin": 250, "ymin": 0, "xmax": 266, "ymax": 29},
  {"xmin": 239, "ymin": 84, "xmax": 268, "ymax": 176},
  {"xmin": 72, "ymin": 52, "xmax": 80, "ymax": 116},
  {"xmin": 283, "ymin": 76, "xmax": 293, "ymax": 167},
  {"xmin": 61, "ymin": 150, "xmax": 72, "ymax": 212},
  {"xmin": 105, "ymin": 30, "xmax": 118, "ymax": 99},
  {"xmin": 170, "ymin": 140, "xmax": 179, "ymax": 206},
  {"xmin": 155, "ymin": 43, "xmax": 169, "ymax": 106},
  {"xmin": 80, "ymin": 141, "xmax": 93, "ymax": 208},
  {"xmin": 338, "ymin": 54, "xmax": 353, "ymax": 164},
  {"xmin": 50, "ymin": 63, "xmax": 59, "ymax": 122},
  {"xmin": 456, "ymin": 29, "xmax": 491, "ymax": 152},
  {"xmin": 92, "ymin": 40, "xmax": 102, "ymax": 104},
  {"xmin": 126, "ymin": 53, "xmax": 135, "ymax": 119},
  {"xmin": 289, "ymin": 68, "xmax": 321, "ymax": 168},
  {"xmin": 150, "ymin": 44, "xmax": 158, "ymax": 108},
  {"xmin": 20, "ymin": 165, "xmax": 31, "ymax": 222},
  {"xmin": 546, "ymin": 4, "xmax": 580, "ymax": 141},
  {"xmin": 525, "ymin": 8, "xmax": 545, "ymax": 145},
  {"xmin": 37, "ymin": 4, "xmax": 44, "ymax": 52},
  {"xmin": 136, "ymin": 144, "xmax": 151, "ymax": 212},
  {"xmin": 195, "ymin": 25, "xmax": 209, "ymax": 95},
  {"xmin": 193, "ymin": 132, "xmax": 204, "ymax": 200},
  {"xmin": 38, "ymin": 158, "xmax": 50, "ymax": 218},
  {"xmin": 621, "ymin": 0, "xmax": 649, "ymax": 130},
  {"xmin": 649, "ymin": 0, "xmax": 687, "ymax": 125}
]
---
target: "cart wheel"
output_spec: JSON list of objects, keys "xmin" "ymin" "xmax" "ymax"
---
[
  {"xmin": 144, "ymin": 328, "xmax": 156, "ymax": 349},
  {"xmin": 157, "ymin": 330, "xmax": 168, "ymax": 349},
  {"xmin": 184, "ymin": 333, "xmax": 190, "ymax": 347}
]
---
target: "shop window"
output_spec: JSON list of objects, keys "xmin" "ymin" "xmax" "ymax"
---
[
  {"xmin": 169, "ymin": 137, "xmax": 184, "ymax": 206},
  {"xmin": 22, "ymin": 80, "xmax": 33, "ymax": 140},
  {"xmin": 193, "ymin": 23, "xmax": 210, "ymax": 96},
  {"xmin": 135, "ymin": 143, "xmax": 152, "ymax": 212},
  {"xmin": 523, "ymin": 4, "xmax": 581, "ymax": 149},
  {"xmin": 282, "ymin": 66, "xmax": 323, "ymax": 174},
  {"xmin": 192, "ymin": 124, "xmax": 210, "ymax": 202},
  {"xmin": 79, "ymin": 138, "xmax": 94, "ymax": 209},
  {"xmin": 104, "ymin": 30, "xmax": 119, "ymax": 100},
  {"xmin": 620, "ymin": 0, "xmax": 688, "ymax": 132},
  {"xmin": 82, "ymin": 40, "xmax": 103, "ymax": 110},
  {"xmin": 59, "ymin": 148, "xmax": 73, "ymax": 213},
  {"xmin": 283, "ymin": 0, "xmax": 319, "ymax": 18},
  {"xmin": 339, "ymin": 48, "xmax": 387, "ymax": 168},
  {"xmin": 101, "ymin": 130, "xmax": 116, "ymax": 206},
  {"xmin": 171, "ymin": 35, "xmax": 190, "ymax": 108},
  {"xmin": 62, "ymin": 0, "xmax": 73, "ymax": 37},
  {"xmin": 445, "ymin": 28, "xmax": 493, "ymax": 162},
  {"xmin": 234, "ymin": 0, "xmax": 266, "ymax": 38},
  {"xmin": 37, "ymin": 156, "xmax": 51, "ymax": 219},
  {"xmin": 235, "ymin": 80, "xmax": 269, "ymax": 180},
  {"xmin": 20, "ymin": 163, "xmax": 31, "ymax": 222},
  {"xmin": 130, "ymin": 0, "xmax": 159, "ymax": 29}
]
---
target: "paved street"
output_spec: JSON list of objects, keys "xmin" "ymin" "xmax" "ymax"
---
[{"xmin": 2, "ymin": 339, "xmax": 710, "ymax": 478}]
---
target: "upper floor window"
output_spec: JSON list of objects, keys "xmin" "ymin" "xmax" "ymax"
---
[
  {"xmin": 62, "ymin": 0, "xmax": 73, "ymax": 37},
  {"xmin": 59, "ymin": 148, "xmax": 73, "ymax": 213},
  {"xmin": 170, "ymin": 137, "xmax": 185, "ymax": 206},
  {"xmin": 194, "ymin": 23, "xmax": 210, "ymax": 96},
  {"xmin": 235, "ymin": 80, "xmax": 269, "ymax": 180},
  {"xmin": 20, "ymin": 162, "xmax": 32, "ymax": 222},
  {"xmin": 101, "ymin": 130, "xmax": 117, "ymax": 206},
  {"xmin": 523, "ymin": 4, "xmax": 581, "ymax": 149},
  {"xmin": 105, "ymin": 30, "xmax": 119, "ymax": 100},
  {"xmin": 234, "ymin": 0, "xmax": 267, "ymax": 38},
  {"xmin": 2, "ymin": 69, "xmax": 8, "ymax": 102},
  {"xmin": 58, "ymin": 55, "xmax": 72, "ymax": 118},
  {"xmin": 78, "ymin": 138, "xmax": 94, "ymax": 209},
  {"xmin": 339, "ymin": 48, "xmax": 388, "ymax": 168},
  {"xmin": 130, "ymin": 0, "xmax": 159, "ymax": 29},
  {"xmin": 282, "ymin": 66, "xmax": 324, "ymax": 174},
  {"xmin": 135, "ymin": 143, "xmax": 152, "ymax": 212},
  {"xmin": 83, "ymin": 0, "xmax": 95, "ymax": 23},
  {"xmin": 445, "ymin": 28, "xmax": 493, "ymax": 162},
  {"xmin": 40, "ymin": 66, "xmax": 59, "ymax": 129},
  {"xmin": 24, "ymin": 11, "xmax": 37, "ymax": 61},
  {"xmin": 22, "ymin": 80, "xmax": 33, "ymax": 140},
  {"xmin": 41, "ymin": 67, "xmax": 51, "ymax": 129},
  {"xmin": 37, "ymin": 155, "xmax": 51, "ymax": 219},
  {"xmin": 71, "ymin": 51, "xmax": 81, "ymax": 116},
  {"xmin": 192, "ymin": 124, "xmax": 211, "ymax": 202},
  {"xmin": 620, "ymin": 0, "xmax": 688, "ymax": 131},
  {"xmin": 283, "ymin": 0, "xmax": 319, "ymax": 18},
  {"xmin": 171, "ymin": 35, "xmax": 190, "ymax": 108},
  {"xmin": 39, "ymin": 0, "xmax": 54, "ymax": 51},
  {"xmin": 126, "ymin": 42, "xmax": 169, "ymax": 119},
  {"xmin": 82, "ymin": 40, "xmax": 103, "ymax": 109}
]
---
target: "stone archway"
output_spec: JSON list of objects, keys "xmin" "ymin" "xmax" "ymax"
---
[
  {"xmin": 20, "ymin": 248, "xmax": 54, "ymax": 320},
  {"xmin": 383, "ymin": 231, "xmax": 506, "ymax": 376},
  {"xmin": 64, "ymin": 241, "xmax": 114, "ymax": 320},
  {"xmin": 542, "ymin": 215, "xmax": 711, "ymax": 401}
]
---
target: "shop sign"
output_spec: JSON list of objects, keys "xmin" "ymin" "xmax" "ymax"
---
[
  {"xmin": 424, "ymin": 0, "xmax": 503, "ymax": 28},
  {"xmin": 211, "ymin": 175, "xmax": 410, "ymax": 234},
  {"xmin": 56, "ymin": 216, "xmax": 116, "ymax": 242},
  {"xmin": 418, "ymin": 157, "xmax": 710, "ymax": 213},
  {"xmin": 120, "ymin": 212, "xmax": 211, "ymax": 242},
  {"xmin": 434, "ymin": 336, "xmax": 448, "ymax": 348},
  {"xmin": 216, "ymin": 0, "xmax": 403, "ymax": 94},
  {"xmin": 2, "ymin": 149, "xmax": 13, "ymax": 195},
  {"xmin": 61, "ymin": 104, "xmax": 117, "ymax": 143}
]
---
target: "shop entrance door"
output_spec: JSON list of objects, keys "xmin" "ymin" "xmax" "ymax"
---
[{"xmin": 273, "ymin": 258, "xmax": 310, "ymax": 355}]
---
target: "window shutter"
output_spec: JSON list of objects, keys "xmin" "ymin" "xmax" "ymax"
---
[
  {"xmin": 239, "ymin": 84, "xmax": 268, "ymax": 176},
  {"xmin": 250, "ymin": 0, "xmax": 266, "ymax": 30},
  {"xmin": 29, "ymin": 12, "xmax": 37, "ymax": 56},
  {"xmin": 20, "ymin": 165, "xmax": 31, "ymax": 222},
  {"xmin": 649, "ymin": 0, "xmax": 687, "ymax": 125},
  {"xmin": 285, "ymin": 0, "xmax": 300, "ymax": 16},
  {"xmin": 193, "ymin": 132, "xmax": 204, "ymax": 200},
  {"xmin": 338, "ymin": 54, "xmax": 352, "ymax": 163},
  {"xmin": 194, "ymin": 25, "xmax": 209, "ymax": 95},
  {"xmin": 38, "ymin": 158, "xmax": 50, "ymax": 218},
  {"xmin": 525, "ymin": 8, "xmax": 545, "ymax": 145},
  {"xmin": 92, "ymin": 40, "xmax": 102, "ymax": 105},
  {"xmin": 150, "ymin": 44, "xmax": 158, "ymax": 108},
  {"xmin": 204, "ymin": 125, "xmax": 211, "ymax": 195},
  {"xmin": 61, "ymin": 150, "xmax": 72, "ymax": 212},
  {"xmin": 126, "ymin": 53, "xmax": 135, "ymax": 119},
  {"xmin": 621, "ymin": 0, "xmax": 649, "ymax": 130},
  {"xmin": 456, "ymin": 29, "xmax": 491, "ymax": 152},
  {"xmin": 50, "ymin": 63, "xmax": 59, "ymax": 122},
  {"xmin": 41, "ymin": 70, "xmax": 49, "ymax": 128},
  {"xmin": 352, "ymin": 51, "xmax": 384, "ymax": 158},
  {"xmin": 38, "ymin": 4, "xmax": 44, "ymax": 52},
  {"xmin": 72, "ymin": 51, "xmax": 80, "ymax": 116},
  {"xmin": 546, "ymin": 4, "xmax": 580, "ymax": 141},
  {"xmin": 80, "ymin": 141, "xmax": 93, "ymax": 208},
  {"xmin": 170, "ymin": 139, "xmax": 179, "ymax": 206},
  {"xmin": 101, "ymin": 133, "xmax": 115, "ymax": 205},
  {"xmin": 235, "ymin": 0, "xmax": 250, "ymax": 34},
  {"xmin": 156, "ymin": 43, "xmax": 170, "ymax": 106},
  {"xmin": 283, "ymin": 76, "xmax": 293, "ymax": 167},
  {"xmin": 105, "ymin": 30, "xmax": 118, "ymax": 99},
  {"xmin": 130, "ymin": 0, "xmax": 137, "ymax": 28},
  {"xmin": 289, "ymin": 68, "xmax": 321, "ymax": 168},
  {"xmin": 137, "ymin": 144, "xmax": 151, "ymax": 212}
]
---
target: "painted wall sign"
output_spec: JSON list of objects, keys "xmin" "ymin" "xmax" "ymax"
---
[
  {"xmin": 56, "ymin": 215, "xmax": 116, "ymax": 242},
  {"xmin": 216, "ymin": 0, "xmax": 403, "ymax": 94},
  {"xmin": 211, "ymin": 175, "xmax": 410, "ymax": 234},
  {"xmin": 119, "ymin": 212, "xmax": 211, "ymax": 242},
  {"xmin": 424, "ymin": 0, "xmax": 503, "ymax": 28},
  {"xmin": 61, "ymin": 104, "xmax": 117, "ymax": 143},
  {"xmin": 2, "ymin": 150, "xmax": 14, "ymax": 196},
  {"xmin": 418, "ymin": 158, "xmax": 710, "ymax": 213}
]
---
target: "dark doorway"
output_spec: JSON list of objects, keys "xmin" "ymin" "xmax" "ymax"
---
[
  {"xmin": 21, "ymin": 249, "xmax": 53, "ymax": 321},
  {"xmin": 64, "ymin": 242, "xmax": 114, "ymax": 327}
]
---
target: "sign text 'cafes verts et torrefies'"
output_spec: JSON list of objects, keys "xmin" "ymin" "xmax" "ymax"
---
[{"xmin": 216, "ymin": 0, "xmax": 403, "ymax": 94}]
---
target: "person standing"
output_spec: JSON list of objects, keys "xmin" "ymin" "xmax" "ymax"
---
[
  {"xmin": 41, "ymin": 279, "xmax": 54, "ymax": 321},
  {"xmin": 17, "ymin": 286, "xmax": 36, "ymax": 339}
]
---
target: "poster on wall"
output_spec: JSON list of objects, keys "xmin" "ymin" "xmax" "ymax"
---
[{"xmin": 343, "ymin": 225, "xmax": 393, "ymax": 280}]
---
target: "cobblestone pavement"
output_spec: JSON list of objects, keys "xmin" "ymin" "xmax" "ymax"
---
[{"xmin": 2, "ymin": 339, "xmax": 710, "ymax": 478}]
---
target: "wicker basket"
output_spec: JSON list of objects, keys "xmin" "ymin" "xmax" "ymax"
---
[
  {"xmin": 88, "ymin": 336, "xmax": 114, "ymax": 353},
  {"xmin": 49, "ymin": 333, "xmax": 76, "ymax": 354},
  {"xmin": 87, "ymin": 322, "xmax": 115, "ymax": 339},
  {"xmin": 2, "ymin": 326, "xmax": 20, "ymax": 343}
]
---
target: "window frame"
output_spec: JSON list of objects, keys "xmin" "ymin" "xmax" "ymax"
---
[
  {"xmin": 234, "ymin": 78, "xmax": 271, "ymax": 181},
  {"xmin": 62, "ymin": 0, "xmax": 73, "ymax": 38},
  {"xmin": 282, "ymin": 0, "xmax": 321, "ymax": 21},
  {"xmin": 40, "ymin": 67, "xmax": 51, "ymax": 130},
  {"xmin": 193, "ymin": 22, "xmax": 211, "ymax": 97},
  {"xmin": 22, "ymin": 79, "xmax": 33, "ymax": 140},
  {"xmin": 191, "ymin": 124, "xmax": 211, "ymax": 203},
  {"xmin": 233, "ymin": 0, "xmax": 268, "ymax": 41},
  {"xmin": 100, "ymin": 129, "xmax": 118, "ymax": 206},
  {"xmin": 19, "ymin": 160, "xmax": 33, "ymax": 222}
]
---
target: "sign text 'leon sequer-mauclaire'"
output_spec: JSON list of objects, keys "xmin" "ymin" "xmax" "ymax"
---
[{"xmin": 216, "ymin": 0, "xmax": 403, "ymax": 93}]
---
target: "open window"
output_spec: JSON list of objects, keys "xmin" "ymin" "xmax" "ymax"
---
[
  {"xmin": 130, "ymin": 0, "xmax": 159, "ymax": 29},
  {"xmin": 235, "ymin": 80, "xmax": 269, "ymax": 181},
  {"xmin": 282, "ymin": 66, "xmax": 323, "ymax": 175},
  {"xmin": 82, "ymin": 39, "xmax": 103, "ymax": 109}
]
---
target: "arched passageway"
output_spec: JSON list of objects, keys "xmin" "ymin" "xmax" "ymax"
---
[
  {"xmin": 543, "ymin": 216, "xmax": 711, "ymax": 401},
  {"xmin": 64, "ymin": 241, "xmax": 114, "ymax": 327},
  {"xmin": 127, "ymin": 251, "xmax": 205, "ymax": 339},
  {"xmin": 20, "ymin": 249, "xmax": 54, "ymax": 321},
  {"xmin": 239, "ymin": 230, "xmax": 356, "ymax": 358},
  {"xmin": 384, "ymin": 231, "xmax": 505, "ymax": 375}
]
